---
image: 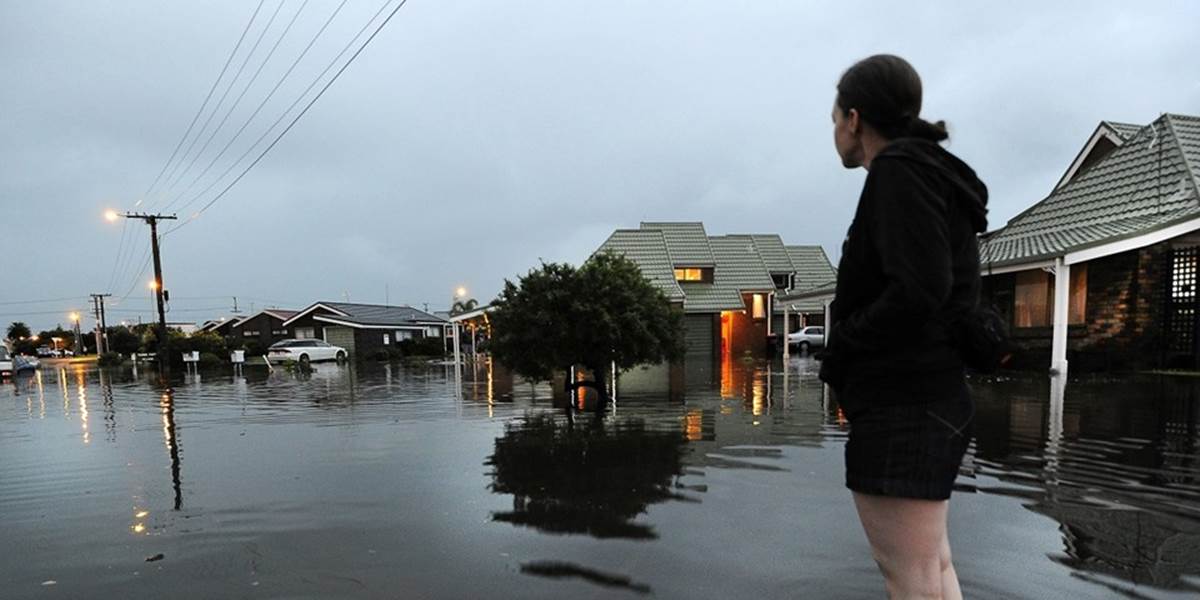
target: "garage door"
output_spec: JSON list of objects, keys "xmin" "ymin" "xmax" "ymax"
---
[
  {"xmin": 324, "ymin": 326, "xmax": 356, "ymax": 357},
  {"xmin": 684, "ymin": 314, "xmax": 714, "ymax": 357}
]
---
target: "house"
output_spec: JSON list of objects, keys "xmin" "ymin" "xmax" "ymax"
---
[
  {"xmin": 230, "ymin": 308, "xmax": 298, "ymax": 351},
  {"xmin": 198, "ymin": 316, "xmax": 242, "ymax": 337},
  {"xmin": 774, "ymin": 245, "xmax": 837, "ymax": 333},
  {"xmin": 979, "ymin": 113, "xmax": 1200, "ymax": 374},
  {"xmin": 594, "ymin": 222, "xmax": 832, "ymax": 360},
  {"xmin": 281, "ymin": 302, "xmax": 449, "ymax": 358}
]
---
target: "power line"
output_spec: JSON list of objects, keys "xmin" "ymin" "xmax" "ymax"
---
[
  {"xmin": 163, "ymin": 0, "xmax": 344, "ymax": 214},
  {"xmin": 0, "ymin": 296, "xmax": 90, "ymax": 306},
  {"xmin": 142, "ymin": 0, "xmax": 267, "ymax": 207},
  {"xmin": 158, "ymin": 0, "xmax": 286, "ymax": 199},
  {"xmin": 166, "ymin": 0, "xmax": 407, "ymax": 234}
]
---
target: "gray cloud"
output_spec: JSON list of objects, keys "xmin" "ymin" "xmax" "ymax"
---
[{"xmin": 2, "ymin": 0, "xmax": 1198, "ymax": 330}]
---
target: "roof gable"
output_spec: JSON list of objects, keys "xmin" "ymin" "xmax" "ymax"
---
[{"xmin": 982, "ymin": 113, "xmax": 1200, "ymax": 267}]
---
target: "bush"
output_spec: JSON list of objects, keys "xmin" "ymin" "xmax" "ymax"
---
[{"xmin": 98, "ymin": 352, "xmax": 124, "ymax": 367}]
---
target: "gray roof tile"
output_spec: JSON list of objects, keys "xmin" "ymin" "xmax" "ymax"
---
[
  {"xmin": 785, "ymin": 245, "xmax": 837, "ymax": 291},
  {"xmin": 980, "ymin": 113, "xmax": 1200, "ymax": 267},
  {"xmin": 640, "ymin": 222, "xmax": 715, "ymax": 266},
  {"xmin": 595, "ymin": 229, "xmax": 686, "ymax": 302},
  {"xmin": 317, "ymin": 302, "xmax": 447, "ymax": 326}
]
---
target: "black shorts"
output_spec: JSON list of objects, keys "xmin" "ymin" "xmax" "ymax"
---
[{"xmin": 839, "ymin": 371, "xmax": 974, "ymax": 500}]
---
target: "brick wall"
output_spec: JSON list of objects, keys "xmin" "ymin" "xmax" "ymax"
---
[{"xmin": 980, "ymin": 242, "xmax": 1170, "ymax": 372}]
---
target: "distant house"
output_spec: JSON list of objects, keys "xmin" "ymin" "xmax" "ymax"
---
[
  {"xmin": 231, "ymin": 309, "xmax": 298, "ymax": 351},
  {"xmin": 774, "ymin": 244, "xmax": 837, "ymax": 333},
  {"xmin": 167, "ymin": 322, "xmax": 199, "ymax": 335},
  {"xmin": 281, "ymin": 302, "xmax": 448, "ymax": 358},
  {"xmin": 198, "ymin": 316, "xmax": 241, "ymax": 337},
  {"xmin": 594, "ymin": 222, "xmax": 833, "ymax": 359},
  {"xmin": 979, "ymin": 113, "xmax": 1200, "ymax": 373}
]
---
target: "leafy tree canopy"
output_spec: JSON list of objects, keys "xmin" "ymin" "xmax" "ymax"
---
[
  {"xmin": 6, "ymin": 321, "xmax": 31, "ymax": 341},
  {"xmin": 489, "ymin": 252, "xmax": 685, "ymax": 386}
]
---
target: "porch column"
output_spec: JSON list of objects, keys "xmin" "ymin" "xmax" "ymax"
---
[
  {"xmin": 1051, "ymin": 257, "xmax": 1070, "ymax": 376},
  {"xmin": 822, "ymin": 298, "xmax": 833, "ymax": 347},
  {"xmin": 782, "ymin": 304, "xmax": 791, "ymax": 362}
]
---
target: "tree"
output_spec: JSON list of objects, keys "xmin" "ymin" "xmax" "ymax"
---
[
  {"xmin": 489, "ymin": 252, "xmax": 685, "ymax": 402},
  {"xmin": 450, "ymin": 297, "xmax": 479, "ymax": 316},
  {"xmin": 6, "ymin": 322, "xmax": 31, "ymax": 341}
]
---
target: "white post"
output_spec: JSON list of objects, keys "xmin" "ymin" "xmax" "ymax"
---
[
  {"xmin": 1051, "ymin": 258, "xmax": 1070, "ymax": 377},
  {"xmin": 453, "ymin": 323, "xmax": 462, "ymax": 367},
  {"xmin": 782, "ymin": 304, "xmax": 790, "ymax": 362},
  {"xmin": 822, "ymin": 298, "xmax": 833, "ymax": 347},
  {"xmin": 766, "ymin": 292, "xmax": 773, "ymax": 353}
]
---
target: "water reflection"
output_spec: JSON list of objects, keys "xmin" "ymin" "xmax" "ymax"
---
[
  {"xmin": 969, "ymin": 375, "xmax": 1200, "ymax": 593},
  {"xmin": 160, "ymin": 390, "xmax": 183, "ymax": 510},
  {"xmin": 486, "ymin": 413, "xmax": 693, "ymax": 540}
]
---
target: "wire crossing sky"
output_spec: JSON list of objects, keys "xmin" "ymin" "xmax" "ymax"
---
[{"xmin": 2, "ymin": 1, "xmax": 1198, "ymax": 330}]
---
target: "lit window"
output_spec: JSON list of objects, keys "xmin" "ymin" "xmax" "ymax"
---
[
  {"xmin": 383, "ymin": 334, "xmax": 390, "ymax": 345},
  {"xmin": 752, "ymin": 294, "xmax": 766, "ymax": 319},
  {"xmin": 674, "ymin": 268, "xmax": 704, "ymax": 281}
]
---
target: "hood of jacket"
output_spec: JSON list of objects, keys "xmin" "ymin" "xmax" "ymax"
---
[{"xmin": 876, "ymin": 138, "xmax": 989, "ymax": 233}]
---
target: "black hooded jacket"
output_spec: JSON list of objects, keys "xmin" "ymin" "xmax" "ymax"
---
[{"xmin": 819, "ymin": 138, "xmax": 988, "ymax": 394}]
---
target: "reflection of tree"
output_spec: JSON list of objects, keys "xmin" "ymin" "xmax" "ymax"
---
[{"xmin": 486, "ymin": 414, "xmax": 689, "ymax": 539}]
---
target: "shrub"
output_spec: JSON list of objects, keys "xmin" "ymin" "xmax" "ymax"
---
[
  {"xmin": 398, "ymin": 337, "xmax": 444, "ymax": 357},
  {"xmin": 98, "ymin": 352, "xmax": 124, "ymax": 367}
]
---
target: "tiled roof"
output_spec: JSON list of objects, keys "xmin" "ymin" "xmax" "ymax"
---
[
  {"xmin": 709, "ymin": 236, "xmax": 776, "ymax": 292},
  {"xmin": 317, "ymin": 302, "xmax": 447, "ymax": 326},
  {"xmin": 740, "ymin": 234, "xmax": 794, "ymax": 273},
  {"xmin": 262, "ymin": 309, "xmax": 298, "ymax": 321},
  {"xmin": 595, "ymin": 229, "xmax": 686, "ymax": 302},
  {"xmin": 640, "ymin": 222, "xmax": 715, "ymax": 266},
  {"xmin": 680, "ymin": 284, "xmax": 745, "ymax": 313},
  {"xmin": 980, "ymin": 113, "xmax": 1200, "ymax": 267},
  {"xmin": 785, "ymin": 245, "xmax": 837, "ymax": 291}
]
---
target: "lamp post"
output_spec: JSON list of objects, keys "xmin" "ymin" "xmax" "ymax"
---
[{"xmin": 69, "ymin": 312, "xmax": 82, "ymax": 355}]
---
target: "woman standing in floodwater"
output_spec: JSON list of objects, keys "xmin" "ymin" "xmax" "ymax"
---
[{"xmin": 819, "ymin": 54, "xmax": 988, "ymax": 599}]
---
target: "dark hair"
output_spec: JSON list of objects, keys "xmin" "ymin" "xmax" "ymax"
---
[{"xmin": 836, "ymin": 54, "xmax": 948, "ymax": 142}]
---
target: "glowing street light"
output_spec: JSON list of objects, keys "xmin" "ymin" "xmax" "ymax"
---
[
  {"xmin": 455, "ymin": 286, "xmax": 467, "ymax": 298},
  {"xmin": 148, "ymin": 280, "xmax": 159, "ymax": 290},
  {"xmin": 104, "ymin": 209, "xmax": 119, "ymax": 222},
  {"xmin": 69, "ymin": 312, "xmax": 80, "ymax": 323}
]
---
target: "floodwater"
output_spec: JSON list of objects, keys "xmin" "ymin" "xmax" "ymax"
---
[{"xmin": 1, "ymin": 359, "xmax": 1198, "ymax": 599}]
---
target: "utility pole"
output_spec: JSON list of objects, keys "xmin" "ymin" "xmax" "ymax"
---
[
  {"xmin": 90, "ymin": 293, "xmax": 111, "ymax": 354},
  {"xmin": 122, "ymin": 213, "xmax": 177, "ymax": 369}
]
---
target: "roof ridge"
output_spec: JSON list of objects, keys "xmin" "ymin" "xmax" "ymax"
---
[{"xmin": 1163, "ymin": 113, "xmax": 1200, "ymax": 211}]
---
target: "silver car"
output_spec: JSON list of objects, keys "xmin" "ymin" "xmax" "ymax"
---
[{"xmin": 787, "ymin": 326, "xmax": 825, "ymax": 353}]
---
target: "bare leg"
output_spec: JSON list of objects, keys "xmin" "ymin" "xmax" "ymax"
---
[{"xmin": 852, "ymin": 492, "xmax": 959, "ymax": 600}]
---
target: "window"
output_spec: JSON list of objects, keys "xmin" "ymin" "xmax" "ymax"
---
[
  {"xmin": 675, "ymin": 268, "xmax": 704, "ymax": 281},
  {"xmin": 752, "ymin": 294, "xmax": 766, "ymax": 319},
  {"xmin": 243, "ymin": 330, "xmax": 260, "ymax": 337},
  {"xmin": 772, "ymin": 273, "xmax": 792, "ymax": 290},
  {"xmin": 1014, "ymin": 265, "xmax": 1088, "ymax": 327},
  {"xmin": 295, "ymin": 327, "xmax": 315, "ymax": 339},
  {"xmin": 383, "ymin": 334, "xmax": 390, "ymax": 345},
  {"xmin": 271, "ymin": 329, "xmax": 287, "ymax": 335},
  {"xmin": 397, "ymin": 330, "xmax": 415, "ymax": 341},
  {"xmin": 427, "ymin": 326, "xmax": 441, "ymax": 337}
]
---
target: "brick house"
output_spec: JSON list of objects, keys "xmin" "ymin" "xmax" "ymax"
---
[{"xmin": 979, "ymin": 113, "xmax": 1200, "ymax": 373}]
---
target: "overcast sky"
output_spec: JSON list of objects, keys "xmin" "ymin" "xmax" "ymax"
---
[{"xmin": 2, "ymin": 1, "xmax": 1197, "ymax": 331}]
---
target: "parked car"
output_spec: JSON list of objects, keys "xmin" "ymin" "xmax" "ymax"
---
[
  {"xmin": 787, "ymin": 326, "xmax": 825, "ymax": 353},
  {"xmin": 266, "ymin": 339, "xmax": 347, "ymax": 364},
  {"xmin": 35, "ymin": 346, "xmax": 56, "ymax": 358},
  {"xmin": 0, "ymin": 346, "xmax": 12, "ymax": 378}
]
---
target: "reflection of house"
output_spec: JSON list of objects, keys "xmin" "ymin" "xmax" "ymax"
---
[
  {"xmin": 594, "ymin": 222, "xmax": 832, "ymax": 359},
  {"xmin": 230, "ymin": 308, "xmax": 297, "ymax": 350},
  {"xmin": 978, "ymin": 114, "xmax": 1200, "ymax": 373},
  {"xmin": 281, "ymin": 302, "xmax": 448, "ymax": 358}
]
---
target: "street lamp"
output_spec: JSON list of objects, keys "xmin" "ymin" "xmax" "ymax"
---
[
  {"xmin": 104, "ymin": 209, "xmax": 119, "ymax": 222},
  {"xmin": 69, "ymin": 312, "xmax": 82, "ymax": 355}
]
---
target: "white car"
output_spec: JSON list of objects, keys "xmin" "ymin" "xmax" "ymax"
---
[
  {"xmin": 0, "ymin": 346, "xmax": 13, "ymax": 378},
  {"xmin": 787, "ymin": 326, "xmax": 826, "ymax": 353},
  {"xmin": 266, "ymin": 339, "xmax": 347, "ymax": 364}
]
